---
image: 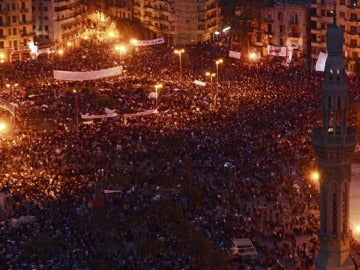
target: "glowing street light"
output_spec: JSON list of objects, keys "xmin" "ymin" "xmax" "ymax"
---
[
  {"xmin": 0, "ymin": 52, "xmax": 5, "ymax": 63},
  {"xmin": 0, "ymin": 122, "xmax": 6, "ymax": 147},
  {"xmin": 130, "ymin": 39, "xmax": 138, "ymax": 46},
  {"xmin": 310, "ymin": 170, "xmax": 320, "ymax": 182},
  {"xmin": 57, "ymin": 49, "xmax": 64, "ymax": 57},
  {"xmin": 249, "ymin": 52, "xmax": 257, "ymax": 62},
  {"xmin": 73, "ymin": 89, "xmax": 78, "ymax": 130},
  {"xmin": 206, "ymin": 72, "xmax": 216, "ymax": 87},
  {"xmin": 174, "ymin": 49, "xmax": 185, "ymax": 79},
  {"xmin": 6, "ymin": 82, "xmax": 19, "ymax": 97},
  {"xmin": 115, "ymin": 45, "xmax": 127, "ymax": 61},
  {"xmin": 215, "ymin": 59, "xmax": 223, "ymax": 106},
  {"xmin": 155, "ymin": 83, "xmax": 163, "ymax": 111}
]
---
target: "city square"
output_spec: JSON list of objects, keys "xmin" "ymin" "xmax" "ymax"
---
[{"xmin": 0, "ymin": 0, "xmax": 359, "ymax": 270}]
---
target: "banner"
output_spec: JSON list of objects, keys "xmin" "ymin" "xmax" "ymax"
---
[
  {"xmin": 267, "ymin": 45, "xmax": 287, "ymax": 57},
  {"xmin": 123, "ymin": 109, "xmax": 157, "ymax": 119},
  {"xmin": 193, "ymin": 80, "xmax": 206, "ymax": 86},
  {"xmin": 315, "ymin": 52, "xmax": 328, "ymax": 72},
  {"xmin": 53, "ymin": 66, "xmax": 122, "ymax": 81},
  {"xmin": 286, "ymin": 47, "xmax": 293, "ymax": 67},
  {"xmin": 81, "ymin": 108, "xmax": 118, "ymax": 120},
  {"xmin": 229, "ymin": 50, "xmax": 241, "ymax": 59},
  {"xmin": 132, "ymin": 37, "xmax": 165, "ymax": 46},
  {"xmin": 104, "ymin": 189, "xmax": 122, "ymax": 194}
]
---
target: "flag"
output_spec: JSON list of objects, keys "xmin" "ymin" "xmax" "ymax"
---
[
  {"xmin": 268, "ymin": 45, "xmax": 287, "ymax": 57},
  {"xmin": 315, "ymin": 52, "xmax": 327, "ymax": 72},
  {"xmin": 229, "ymin": 50, "xmax": 241, "ymax": 59}
]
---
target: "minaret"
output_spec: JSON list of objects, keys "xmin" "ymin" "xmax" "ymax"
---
[{"xmin": 312, "ymin": 3, "xmax": 357, "ymax": 270}]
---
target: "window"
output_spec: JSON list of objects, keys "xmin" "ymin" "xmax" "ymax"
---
[
  {"xmin": 350, "ymin": 39, "xmax": 357, "ymax": 47},
  {"xmin": 13, "ymin": 40, "xmax": 17, "ymax": 50},
  {"xmin": 11, "ymin": 3, "xmax": 15, "ymax": 11},
  {"xmin": 13, "ymin": 28, "xmax": 17, "ymax": 35},
  {"xmin": 22, "ymin": 26, "xmax": 26, "ymax": 34},
  {"xmin": 279, "ymin": 37, "xmax": 284, "ymax": 46},
  {"xmin": 0, "ymin": 41, "xmax": 3, "ymax": 49},
  {"xmin": 340, "ymin": 12, "xmax": 345, "ymax": 18},
  {"xmin": 22, "ymin": 14, "xmax": 26, "ymax": 23},
  {"xmin": 23, "ymin": 39, "xmax": 27, "ymax": 46},
  {"xmin": 350, "ymin": 26, "xmax": 357, "ymax": 34},
  {"xmin": 350, "ymin": 13, "xmax": 357, "ymax": 21},
  {"xmin": 0, "ymin": 17, "xmax": 2, "ymax": 26},
  {"xmin": 12, "ymin": 16, "xmax": 16, "ymax": 23},
  {"xmin": 290, "ymin": 13, "xmax": 298, "ymax": 24},
  {"xmin": 279, "ymin": 25, "xmax": 284, "ymax": 33},
  {"xmin": 332, "ymin": 191, "xmax": 337, "ymax": 234},
  {"xmin": 278, "ymin": 12, "xmax": 283, "ymax": 21},
  {"xmin": 21, "ymin": 2, "xmax": 25, "ymax": 9},
  {"xmin": 0, "ymin": 29, "xmax": 3, "ymax": 37},
  {"xmin": 340, "ymin": 0, "xmax": 345, "ymax": 4}
]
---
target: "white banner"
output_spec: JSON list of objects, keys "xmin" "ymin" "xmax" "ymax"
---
[
  {"xmin": 123, "ymin": 109, "xmax": 157, "ymax": 119},
  {"xmin": 193, "ymin": 80, "xmax": 207, "ymax": 86},
  {"xmin": 104, "ymin": 189, "xmax": 122, "ymax": 194},
  {"xmin": 315, "ymin": 52, "xmax": 328, "ymax": 72},
  {"xmin": 229, "ymin": 50, "xmax": 241, "ymax": 59},
  {"xmin": 53, "ymin": 66, "xmax": 122, "ymax": 81},
  {"xmin": 81, "ymin": 108, "xmax": 118, "ymax": 120},
  {"xmin": 286, "ymin": 47, "xmax": 293, "ymax": 67},
  {"xmin": 132, "ymin": 37, "xmax": 165, "ymax": 46},
  {"xmin": 267, "ymin": 45, "xmax": 287, "ymax": 57}
]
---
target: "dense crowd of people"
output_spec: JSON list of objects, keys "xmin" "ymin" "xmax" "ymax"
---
[{"xmin": 0, "ymin": 37, "xmax": 359, "ymax": 270}]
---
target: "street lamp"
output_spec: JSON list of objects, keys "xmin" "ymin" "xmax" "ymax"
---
[
  {"xmin": 6, "ymin": 82, "xmax": 19, "ymax": 97},
  {"xmin": 115, "ymin": 45, "xmax": 127, "ymax": 63},
  {"xmin": 155, "ymin": 83, "xmax": 163, "ymax": 111},
  {"xmin": 73, "ymin": 89, "xmax": 78, "ymax": 130},
  {"xmin": 215, "ymin": 59, "xmax": 223, "ymax": 106},
  {"xmin": 206, "ymin": 72, "xmax": 216, "ymax": 87},
  {"xmin": 174, "ymin": 49, "xmax": 185, "ymax": 79},
  {"xmin": 0, "ymin": 122, "xmax": 6, "ymax": 147}
]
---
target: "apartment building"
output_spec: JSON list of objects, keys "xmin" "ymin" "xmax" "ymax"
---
[
  {"xmin": 133, "ymin": 0, "xmax": 222, "ymax": 45},
  {"xmin": 0, "ymin": 0, "xmax": 35, "ymax": 62},
  {"xmin": 262, "ymin": 3, "xmax": 309, "ymax": 59},
  {"xmin": 311, "ymin": 0, "xmax": 360, "ymax": 71},
  {"xmin": 32, "ymin": 0, "xmax": 87, "ymax": 46}
]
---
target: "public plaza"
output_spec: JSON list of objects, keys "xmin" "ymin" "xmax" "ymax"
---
[{"xmin": 0, "ymin": 17, "xmax": 359, "ymax": 270}]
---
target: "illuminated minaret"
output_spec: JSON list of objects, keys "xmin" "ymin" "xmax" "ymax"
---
[{"xmin": 312, "ymin": 3, "xmax": 357, "ymax": 270}]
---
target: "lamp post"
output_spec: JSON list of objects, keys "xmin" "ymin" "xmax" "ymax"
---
[
  {"xmin": 6, "ymin": 82, "xmax": 19, "ymax": 97},
  {"xmin": 0, "ymin": 122, "xmax": 6, "ymax": 148},
  {"xmin": 215, "ymin": 59, "xmax": 223, "ymax": 106},
  {"xmin": 115, "ymin": 45, "xmax": 127, "ymax": 63},
  {"xmin": 174, "ymin": 49, "xmax": 185, "ymax": 79},
  {"xmin": 206, "ymin": 72, "xmax": 216, "ymax": 87},
  {"xmin": 73, "ymin": 89, "xmax": 78, "ymax": 131},
  {"xmin": 155, "ymin": 83, "xmax": 163, "ymax": 111}
]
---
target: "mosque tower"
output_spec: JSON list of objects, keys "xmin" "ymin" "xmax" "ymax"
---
[{"xmin": 312, "ymin": 3, "xmax": 357, "ymax": 270}]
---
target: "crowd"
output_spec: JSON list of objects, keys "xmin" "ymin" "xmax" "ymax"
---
[{"xmin": 0, "ymin": 38, "xmax": 359, "ymax": 270}]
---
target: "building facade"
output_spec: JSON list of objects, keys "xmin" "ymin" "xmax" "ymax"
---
[
  {"xmin": 133, "ymin": 0, "xmax": 222, "ymax": 45},
  {"xmin": 262, "ymin": 3, "xmax": 309, "ymax": 60},
  {"xmin": 311, "ymin": 0, "xmax": 360, "ymax": 71},
  {"xmin": 32, "ymin": 0, "xmax": 87, "ymax": 46},
  {"xmin": 0, "ymin": 0, "xmax": 35, "ymax": 62}
]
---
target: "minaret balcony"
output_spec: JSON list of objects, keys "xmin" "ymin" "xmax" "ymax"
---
[{"xmin": 312, "ymin": 126, "xmax": 357, "ymax": 147}]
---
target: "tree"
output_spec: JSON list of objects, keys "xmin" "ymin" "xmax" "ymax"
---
[{"xmin": 235, "ymin": 1, "xmax": 267, "ymax": 56}]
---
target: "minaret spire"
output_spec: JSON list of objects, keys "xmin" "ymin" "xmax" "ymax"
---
[{"xmin": 312, "ymin": 4, "xmax": 357, "ymax": 269}]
